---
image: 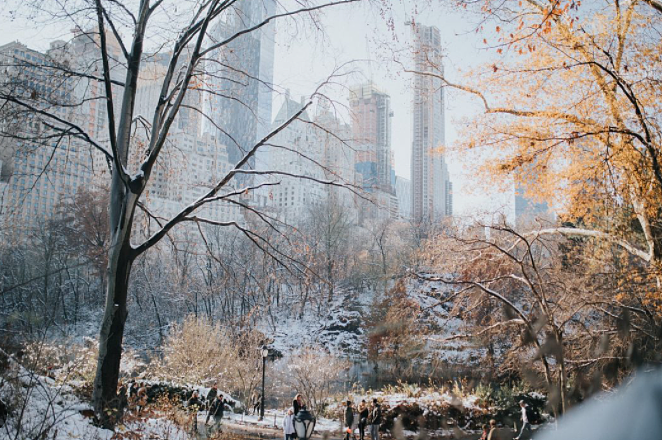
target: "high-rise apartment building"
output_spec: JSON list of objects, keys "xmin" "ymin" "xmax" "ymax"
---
[
  {"xmin": 349, "ymin": 83, "xmax": 393, "ymax": 192},
  {"xmin": 410, "ymin": 23, "xmax": 452, "ymax": 222},
  {"xmin": 395, "ymin": 176, "xmax": 412, "ymax": 220},
  {"xmin": 206, "ymin": 0, "xmax": 276, "ymax": 167},
  {"xmin": 265, "ymin": 94, "xmax": 327, "ymax": 223},
  {"xmin": 0, "ymin": 41, "xmax": 98, "ymax": 230}
]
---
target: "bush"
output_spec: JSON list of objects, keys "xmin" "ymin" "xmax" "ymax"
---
[
  {"xmin": 23, "ymin": 338, "xmax": 98, "ymax": 386},
  {"xmin": 282, "ymin": 347, "xmax": 349, "ymax": 415},
  {"xmin": 151, "ymin": 315, "xmax": 265, "ymax": 407}
]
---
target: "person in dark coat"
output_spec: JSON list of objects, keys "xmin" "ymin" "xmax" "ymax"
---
[
  {"xmin": 205, "ymin": 383, "xmax": 219, "ymax": 424},
  {"xmin": 293, "ymin": 394, "xmax": 306, "ymax": 415},
  {"xmin": 368, "ymin": 399, "xmax": 382, "ymax": 440},
  {"xmin": 208, "ymin": 394, "xmax": 229, "ymax": 431},
  {"xmin": 344, "ymin": 400, "xmax": 355, "ymax": 440},
  {"xmin": 253, "ymin": 392, "xmax": 262, "ymax": 415},
  {"xmin": 187, "ymin": 391, "xmax": 202, "ymax": 432},
  {"xmin": 358, "ymin": 400, "xmax": 369, "ymax": 440}
]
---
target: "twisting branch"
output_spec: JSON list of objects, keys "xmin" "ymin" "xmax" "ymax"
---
[
  {"xmin": 132, "ymin": 98, "xmax": 314, "ymax": 256},
  {"xmin": 527, "ymin": 227, "xmax": 651, "ymax": 262}
]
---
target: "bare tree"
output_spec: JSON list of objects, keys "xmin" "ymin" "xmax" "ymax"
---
[{"xmin": 418, "ymin": 223, "xmax": 662, "ymax": 416}]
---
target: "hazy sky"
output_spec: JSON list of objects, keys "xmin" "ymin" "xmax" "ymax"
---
[{"xmin": 0, "ymin": 0, "xmax": 514, "ymax": 219}]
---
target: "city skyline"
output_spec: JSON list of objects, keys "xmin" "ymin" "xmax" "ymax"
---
[{"xmin": 0, "ymin": 1, "xmax": 513, "ymax": 220}]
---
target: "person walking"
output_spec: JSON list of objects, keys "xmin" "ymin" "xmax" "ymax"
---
[
  {"xmin": 205, "ymin": 383, "xmax": 219, "ymax": 425},
  {"xmin": 368, "ymin": 399, "xmax": 382, "ymax": 440},
  {"xmin": 283, "ymin": 408, "xmax": 297, "ymax": 440},
  {"xmin": 344, "ymin": 400, "xmax": 355, "ymax": 440},
  {"xmin": 487, "ymin": 419, "xmax": 500, "ymax": 440},
  {"xmin": 358, "ymin": 400, "xmax": 369, "ymax": 440},
  {"xmin": 479, "ymin": 424, "xmax": 489, "ymax": 440},
  {"xmin": 293, "ymin": 394, "xmax": 306, "ymax": 415},
  {"xmin": 253, "ymin": 393, "xmax": 262, "ymax": 416},
  {"xmin": 514, "ymin": 400, "xmax": 532, "ymax": 440},
  {"xmin": 187, "ymin": 390, "xmax": 202, "ymax": 433},
  {"xmin": 208, "ymin": 394, "xmax": 228, "ymax": 432}
]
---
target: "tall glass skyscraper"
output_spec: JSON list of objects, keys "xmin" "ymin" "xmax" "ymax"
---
[
  {"xmin": 206, "ymin": 0, "xmax": 276, "ymax": 167},
  {"xmin": 410, "ymin": 23, "xmax": 452, "ymax": 222}
]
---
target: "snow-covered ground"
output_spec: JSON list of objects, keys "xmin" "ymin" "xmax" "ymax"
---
[
  {"xmin": 221, "ymin": 409, "xmax": 342, "ymax": 433},
  {"xmin": 0, "ymin": 350, "xmax": 188, "ymax": 440},
  {"xmin": 266, "ymin": 278, "xmax": 484, "ymax": 366},
  {"xmin": 267, "ymin": 288, "xmax": 374, "ymax": 359}
]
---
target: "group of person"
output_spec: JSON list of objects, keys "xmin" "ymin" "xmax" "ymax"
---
[
  {"xmin": 282, "ymin": 395, "xmax": 383, "ymax": 440},
  {"xmin": 480, "ymin": 400, "xmax": 533, "ymax": 440},
  {"xmin": 282, "ymin": 394, "xmax": 307, "ymax": 440},
  {"xmin": 116, "ymin": 380, "xmax": 148, "ymax": 414},
  {"xmin": 186, "ymin": 382, "xmax": 232, "ymax": 433},
  {"xmin": 343, "ymin": 399, "xmax": 382, "ymax": 440}
]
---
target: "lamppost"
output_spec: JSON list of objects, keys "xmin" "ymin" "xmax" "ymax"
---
[
  {"xmin": 259, "ymin": 346, "xmax": 269, "ymax": 420},
  {"xmin": 294, "ymin": 408, "xmax": 317, "ymax": 440}
]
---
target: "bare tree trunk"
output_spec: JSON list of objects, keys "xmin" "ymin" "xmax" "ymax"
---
[
  {"xmin": 92, "ymin": 156, "xmax": 139, "ymax": 425},
  {"xmin": 92, "ymin": 236, "xmax": 133, "ymax": 426}
]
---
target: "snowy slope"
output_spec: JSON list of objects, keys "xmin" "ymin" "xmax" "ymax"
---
[{"xmin": 268, "ymin": 288, "xmax": 374, "ymax": 359}]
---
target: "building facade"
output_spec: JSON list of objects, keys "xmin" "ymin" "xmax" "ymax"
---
[
  {"xmin": 410, "ymin": 23, "xmax": 452, "ymax": 222},
  {"xmin": 349, "ymin": 83, "xmax": 393, "ymax": 192},
  {"xmin": 206, "ymin": 0, "xmax": 276, "ymax": 168},
  {"xmin": 265, "ymin": 94, "xmax": 327, "ymax": 224},
  {"xmin": 395, "ymin": 176, "xmax": 412, "ymax": 220},
  {"xmin": 0, "ymin": 41, "xmax": 99, "ymax": 231}
]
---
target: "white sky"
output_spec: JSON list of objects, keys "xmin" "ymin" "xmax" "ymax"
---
[{"xmin": 0, "ymin": 0, "xmax": 514, "ymax": 220}]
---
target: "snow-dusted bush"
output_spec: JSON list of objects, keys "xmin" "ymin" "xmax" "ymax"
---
[
  {"xmin": 23, "ymin": 338, "xmax": 98, "ymax": 385},
  {"xmin": 152, "ymin": 315, "xmax": 265, "ymax": 406},
  {"xmin": 279, "ymin": 347, "xmax": 350, "ymax": 415},
  {"xmin": 154, "ymin": 316, "xmax": 234, "ymax": 384}
]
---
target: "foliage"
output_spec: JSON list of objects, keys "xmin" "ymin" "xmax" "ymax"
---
[
  {"xmin": 152, "ymin": 315, "xmax": 265, "ymax": 406},
  {"xmin": 419, "ymin": 223, "xmax": 662, "ymax": 416},
  {"xmin": 367, "ymin": 280, "xmax": 427, "ymax": 378},
  {"xmin": 23, "ymin": 338, "xmax": 99, "ymax": 386},
  {"xmin": 434, "ymin": 0, "xmax": 662, "ymax": 305},
  {"xmin": 278, "ymin": 346, "xmax": 349, "ymax": 415}
]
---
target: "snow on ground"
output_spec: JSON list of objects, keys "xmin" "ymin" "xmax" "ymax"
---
[
  {"xmin": 266, "ymin": 278, "xmax": 487, "ymax": 366},
  {"xmin": 0, "ymin": 351, "xmax": 188, "ymax": 440},
  {"xmin": 220, "ymin": 408, "xmax": 342, "ymax": 434},
  {"xmin": 268, "ymin": 288, "xmax": 374, "ymax": 359}
]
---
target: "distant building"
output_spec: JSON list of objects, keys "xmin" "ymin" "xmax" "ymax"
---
[
  {"xmin": 314, "ymin": 104, "xmax": 357, "ymax": 222},
  {"xmin": 134, "ymin": 50, "xmax": 203, "ymax": 137},
  {"xmin": 265, "ymin": 94, "xmax": 327, "ymax": 224},
  {"xmin": 410, "ymin": 23, "xmax": 452, "ymax": 222},
  {"xmin": 349, "ymin": 83, "xmax": 393, "ymax": 193},
  {"xmin": 445, "ymin": 179, "xmax": 453, "ymax": 217},
  {"xmin": 143, "ymin": 131, "xmax": 241, "ymax": 224},
  {"xmin": 514, "ymin": 184, "xmax": 554, "ymax": 229},
  {"xmin": 395, "ymin": 176, "xmax": 412, "ymax": 220},
  {"xmin": 0, "ymin": 41, "xmax": 97, "ymax": 230},
  {"xmin": 206, "ymin": 0, "xmax": 276, "ymax": 168}
]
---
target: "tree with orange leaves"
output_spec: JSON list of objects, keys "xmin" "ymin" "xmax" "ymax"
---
[{"xmin": 416, "ymin": 0, "xmax": 662, "ymax": 280}]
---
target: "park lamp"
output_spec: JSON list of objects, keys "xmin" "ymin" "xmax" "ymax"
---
[
  {"xmin": 294, "ymin": 409, "xmax": 316, "ymax": 440},
  {"xmin": 262, "ymin": 348, "xmax": 269, "ymax": 358}
]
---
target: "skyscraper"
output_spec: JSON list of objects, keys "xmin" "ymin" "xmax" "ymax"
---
[
  {"xmin": 410, "ymin": 23, "xmax": 452, "ymax": 222},
  {"xmin": 0, "ymin": 41, "xmax": 99, "ymax": 228},
  {"xmin": 349, "ymin": 83, "xmax": 393, "ymax": 192},
  {"xmin": 206, "ymin": 0, "xmax": 276, "ymax": 167}
]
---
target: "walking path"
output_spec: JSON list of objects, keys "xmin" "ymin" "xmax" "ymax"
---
[{"xmin": 189, "ymin": 410, "xmax": 485, "ymax": 440}]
